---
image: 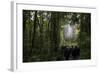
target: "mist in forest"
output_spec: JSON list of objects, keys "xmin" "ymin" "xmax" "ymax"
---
[{"xmin": 23, "ymin": 10, "xmax": 91, "ymax": 62}]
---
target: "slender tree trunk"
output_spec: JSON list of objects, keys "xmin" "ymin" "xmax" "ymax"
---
[{"xmin": 32, "ymin": 11, "xmax": 37, "ymax": 49}]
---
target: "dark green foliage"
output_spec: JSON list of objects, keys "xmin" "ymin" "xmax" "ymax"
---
[{"xmin": 79, "ymin": 13, "xmax": 91, "ymax": 59}]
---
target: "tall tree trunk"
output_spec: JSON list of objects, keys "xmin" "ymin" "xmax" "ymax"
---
[{"xmin": 32, "ymin": 11, "xmax": 37, "ymax": 49}]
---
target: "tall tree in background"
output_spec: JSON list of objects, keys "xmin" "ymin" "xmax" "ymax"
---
[{"xmin": 79, "ymin": 13, "xmax": 91, "ymax": 59}]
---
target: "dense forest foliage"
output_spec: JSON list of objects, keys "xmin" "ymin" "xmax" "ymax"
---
[{"xmin": 23, "ymin": 10, "xmax": 91, "ymax": 62}]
